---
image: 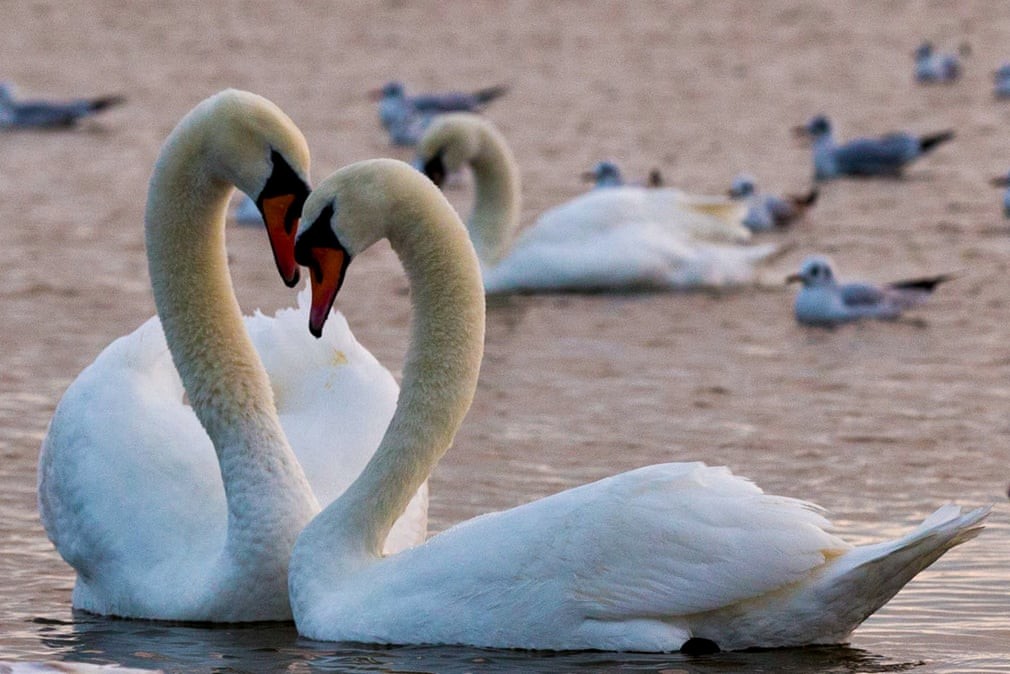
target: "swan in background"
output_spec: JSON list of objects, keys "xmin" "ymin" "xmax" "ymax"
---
[
  {"xmin": 415, "ymin": 113, "xmax": 775, "ymax": 293},
  {"xmin": 288, "ymin": 158, "xmax": 988, "ymax": 652},
  {"xmin": 37, "ymin": 90, "xmax": 421, "ymax": 622}
]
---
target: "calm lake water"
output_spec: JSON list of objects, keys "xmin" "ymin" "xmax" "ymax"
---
[
  {"xmin": 3, "ymin": 2, "xmax": 1010, "ymax": 672},
  {"xmin": 1, "ymin": 230, "xmax": 1008, "ymax": 672}
]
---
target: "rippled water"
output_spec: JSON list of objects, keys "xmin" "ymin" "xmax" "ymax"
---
[{"xmin": 3, "ymin": 2, "xmax": 1010, "ymax": 672}]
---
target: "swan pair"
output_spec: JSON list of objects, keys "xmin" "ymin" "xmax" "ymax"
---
[
  {"xmin": 38, "ymin": 90, "xmax": 424, "ymax": 622},
  {"xmin": 414, "ymin": 113, "xmax": 779, "ymax": 293},
  {"xmin": 41, "ymin": 91, "xmax": 988, "ymax": 652}
]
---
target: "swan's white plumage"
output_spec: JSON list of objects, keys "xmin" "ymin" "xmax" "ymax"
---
[
  {"xmin": 289, "ymin": 159, "xmax": 988, "ymax": 652},
  {"xmin": 38, "ymin": 288, "xmax": 423, "ymax": 616},
  {"xmin": 39, "ymin": 316, "xmax": 227, "ymax": 600},
  {"xmin": 37, "ymin": 91, "xmax": 423, "ymax": 622},
  {"xmin": 484, "ymin": 220, "xmax": 778, "ymax": 293},
  {"xmin": 415, "ymin": 114, "xmax": 773, "ymax": 293},
  {"xmin": 247, "ymin": 288, "xmax": 426, "ymax": 551},
  {"xmin": 530, "ymin": 184, "xmax": 751, "ymax": 246},
  {"xmin": 295, "ymin": 463, "xmax": 844, "ymax": 649}
]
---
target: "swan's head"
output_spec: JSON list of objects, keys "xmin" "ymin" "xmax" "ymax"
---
[
  {"xmin": 786, "ymin": 255, "xmax": 837, "ymax": 288},
  {"xmin": 415, "ymin": 113, "xmax": 485, "ymax": 187},
  {"xmin": 296, "ymin": 158, "xmax": 427, "ymax": 337},
  {"xmin": 188, "ymin": 89, "xmax": 311, "ymax": 287}
]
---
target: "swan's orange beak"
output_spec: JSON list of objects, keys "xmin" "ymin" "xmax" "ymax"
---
[
  {"xmin": 261, "ymin": 193, "xmax": 301, "ymax": 287},
  {"xmin": 304, "ymin": 246, "xmax": 347, "ymax": 338},
  {"xmin": 257, "ymin": 151, "xmax": 311, "ymax": 288},
  {"xmin": 294, "ymin": 206, "xmax": 351, "ymax": 338}
]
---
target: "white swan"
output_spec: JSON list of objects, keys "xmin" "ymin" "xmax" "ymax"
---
[
  {"xmin": 36, "ymin": 90, "xmax": 421, "ymax": 622},
  {"xmin": 415, "ymin": 113, "xmax": 774, "ymax": 293},
  {"xmin": 288, "ymin": 157, "xmax": 988, "ymax": 652}
]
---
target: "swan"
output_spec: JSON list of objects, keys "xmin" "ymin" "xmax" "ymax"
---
[
  {"xmin": 414, "ymin": 113, "xmax": 775, "ymax": 293},
  {"xmin": 36, "ymin": 90, "xmax": 421, "ymax": 622},
  {"xmin": 288, "ymin": 157, "xmax": 988, "ymax": 652}
]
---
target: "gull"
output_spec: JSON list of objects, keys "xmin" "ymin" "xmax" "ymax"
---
[
  {"xmin": 988, "ymin": 171, "xmax": 1010, "ymax": 217},
  {"xmin": 728, "ymin": 173, "xmax": 818, "ymax": 232},
  {"xmin": 914, "ymin": 42, "xmax": 962, "ymax": 83},
  {"xmin": 231, "ymin": 193, "xmax": 262, "ymax": 226},
  {"xmin": 795, "ymin": 115, "xmax": 954, "ymax": 181},
  {"xmin": 371, "ymin": 80, "xmax": 508, "ymax": 146},
  {"xmin": 786, "ymin": 256, "xmax": 951, "ymax": 326},
  {"xmin": 993, "ymin": 64, "xmax": 1010, "ymax": 99},
  {"xmin": 581, "ymin": 160, "xmax": 664, "ymax": 189},
  {"xmin": 0, "ymin": 82, "xmax": 125, "ymax": 129}
]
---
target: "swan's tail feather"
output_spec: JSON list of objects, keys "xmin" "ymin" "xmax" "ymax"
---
[{"xmin": 798, "ymin": 505, "xmax": 989, "ymax": 638}]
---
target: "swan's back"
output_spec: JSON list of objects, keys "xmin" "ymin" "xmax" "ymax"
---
[
  {"xmin": 485, "ymin": 220, "xmax": 777, "ymax": 293},
  {"xmin": 527, "ymin": 187, "xmax": 750, "ymax": 248},
  {"xmin": 295, "ymin": 462, "xmax": 846, "ymax": 650}
]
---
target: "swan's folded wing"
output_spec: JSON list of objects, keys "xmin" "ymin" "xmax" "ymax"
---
[
  {"xmin": 646, "ymin": 190, "xmax": 750, "ymax": 243},
  {"xmin": 552, "ymin": 463, "xmax": 848, "ymax": 619},
  {"xmin": 393, "ymin": 463, "xmax": 846, "ymax": 620},
  {"xmin": 671, "ymin": 193, "xmax": 749, "ymax": 224},
  {"xmin": 38, "ymin": 317, "xmax": 227, "ymax": 582},
  {"xmin": 524, "ymin": 188, "xmax": 652, "ymax": 246}
]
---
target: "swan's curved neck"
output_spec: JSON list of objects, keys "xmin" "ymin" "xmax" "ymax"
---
[
  {"xmin": 145, "ymin": 122, "xmax": 315, "ymax": 557},
  {"xmin": 293, "ymin": 178, "xmax": 484, "ymax": 587},
  {"xmin": 468, "ymin": 125, "xmax": 521, "ymax": 266}
]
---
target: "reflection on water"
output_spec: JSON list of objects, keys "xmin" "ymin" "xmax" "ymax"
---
[{"xmin": 18, "ymin": 616, "xmax": 927, "ymax": 674}]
